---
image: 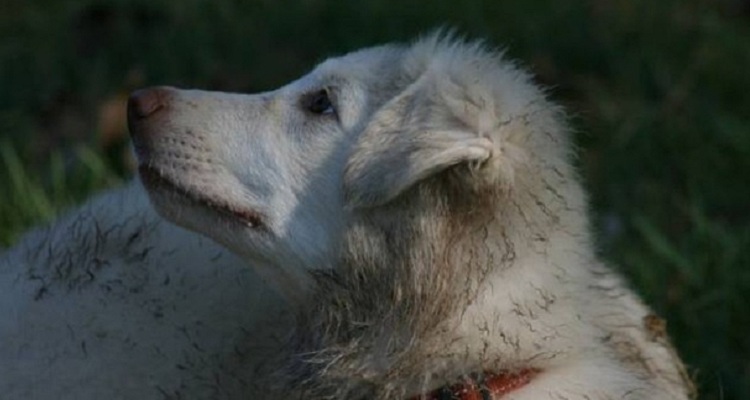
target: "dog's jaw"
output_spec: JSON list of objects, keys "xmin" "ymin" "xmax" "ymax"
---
[
  {"xmin": 138, "ymin": 165, "xmax": 266, "ymax": 230},
  {"xmin": 138, "ymin": 164, "xmax": 319, "ymax": 305}
]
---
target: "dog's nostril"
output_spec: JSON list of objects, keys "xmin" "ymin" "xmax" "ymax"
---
[{"xmin": 128, "ymin": 87, "xmax": 169, "ymax": 120}]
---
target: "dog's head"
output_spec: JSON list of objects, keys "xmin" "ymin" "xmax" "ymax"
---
[{"xmin": 128, "ymin": 34, "xmax": 575, "ymax": 306}]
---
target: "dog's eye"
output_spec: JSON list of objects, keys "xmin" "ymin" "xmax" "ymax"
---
[{"xmin": 305, "ymin": 89, "xmax": 335, "ymax": 116}]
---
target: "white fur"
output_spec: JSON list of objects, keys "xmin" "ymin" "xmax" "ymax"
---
[
  {"xmin": 1, "ymin": 34, "xmax": 693, "ymax": 399},
  {"xmin": 0, "ymin": 182, "xmax": 289, "ymax": 399}
]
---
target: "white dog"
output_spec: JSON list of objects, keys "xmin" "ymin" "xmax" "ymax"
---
[{"xmin": 1, "ymin": 34, "xmax": 693, "ymax": 399}]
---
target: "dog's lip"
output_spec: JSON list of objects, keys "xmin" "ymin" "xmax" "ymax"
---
[{"xmin": 138, "ymin": 165, "xmax": 265, "ymax": 229}]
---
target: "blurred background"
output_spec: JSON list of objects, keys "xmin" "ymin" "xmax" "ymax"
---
[{"xmin": 1, "ymin": 0, "xmax": 748, "ymax": 398}]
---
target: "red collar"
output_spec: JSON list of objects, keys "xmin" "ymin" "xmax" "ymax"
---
[{"xmin": 410, "ymin": 369, "xmax": 539, "ymax": 400}]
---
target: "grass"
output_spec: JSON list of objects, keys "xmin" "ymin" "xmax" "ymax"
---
[
  {"xmin": 0, "ymin": 143, "xmax": 121, "ymax": 245},
  {"xmin": 1, "ymin": 0, "xmax": 748, "ymax": 398}
]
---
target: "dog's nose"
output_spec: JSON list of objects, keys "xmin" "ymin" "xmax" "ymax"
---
[
  {"xmin": 127, "ymin": 87, "xmax": 171, "ymax": 123},
  {"xmin": 128, "ymin": 87, "xmax": 175, "ymax": 159}
]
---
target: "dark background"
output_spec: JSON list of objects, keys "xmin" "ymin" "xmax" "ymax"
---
[{"xmin": 1, "ymin": 0, "xmax": 748, "ymax": 398}]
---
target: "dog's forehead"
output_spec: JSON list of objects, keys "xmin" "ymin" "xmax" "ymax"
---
[{"xmin": 306, "ymin": 44, "xmax": 405, "ymax": 86}]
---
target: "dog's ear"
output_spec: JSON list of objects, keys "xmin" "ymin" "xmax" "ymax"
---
[{"xmin": 344, "ymin": 74, "xmax": 500, "ymax": 209}]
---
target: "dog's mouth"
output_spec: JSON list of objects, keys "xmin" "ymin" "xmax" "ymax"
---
[{"xmin": 138, "ymin": 165, "xmax": 265, "ymax": 229}]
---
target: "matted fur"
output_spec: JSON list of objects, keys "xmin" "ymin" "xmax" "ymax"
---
[
  {"xmin": 130, "ymin": 33, "xmax": 692, "ymax": 398},
  {"xmin": 1, "ymin": 33, "xmax": 694, "ymax": 399},
  {"xmin": 0, "ymin": 182, "xmax": 291, "ymax": 399},
  {"xmin": 267, "ymin": 35, "xmax": 693, "ymax": 399}
]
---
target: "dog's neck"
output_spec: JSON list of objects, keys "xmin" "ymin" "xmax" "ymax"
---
[
  {"xmin": 284, "ymin": 170, "xmax": 591, "ymax": 398},
  {"xmin": 285, "ymin": 182, "xmax": 519, "ymax": 397}
]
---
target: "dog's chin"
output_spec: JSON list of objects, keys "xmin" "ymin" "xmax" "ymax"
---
[{"xmin": 138, "ymin": 165, "xmax": 266, "ymax": 231}]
